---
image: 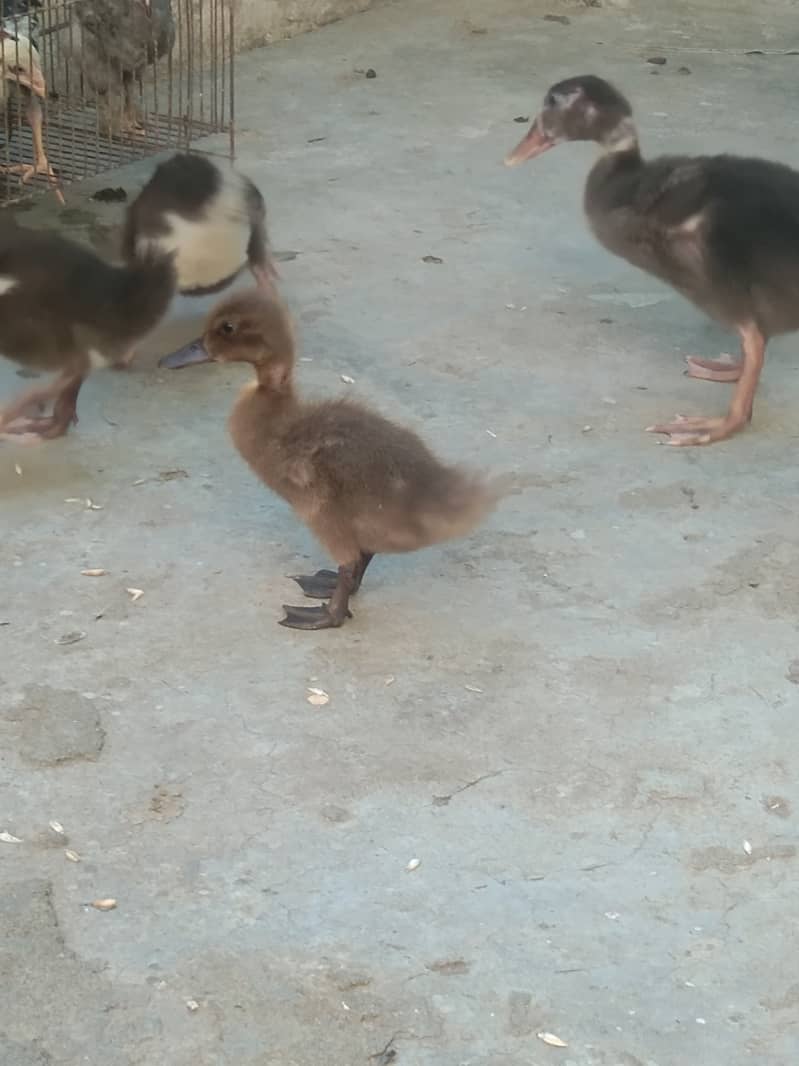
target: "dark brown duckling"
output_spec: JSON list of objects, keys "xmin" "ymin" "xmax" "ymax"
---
[
  {"xmin": 505, "ymin": 74, "xmax": 799, "ymax": 446},
  {"xmin": 174, "ymin": 288, "xmax": 505, "ymax": 630},
  {"xmin": 0, "ymin": 221, "xmax": 174, "ymax": 439},
  {"xmin": 121, "ymin": 153, "xmax": 276, "ymax": 369}
]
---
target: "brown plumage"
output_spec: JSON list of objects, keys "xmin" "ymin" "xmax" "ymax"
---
[
  {"xmin": 0, "ymin": 220, "xmax": 175, "ymax": 438},
  {"xmin": 174, "ymin": 288, "xmax": 505, "ymax": 630}
]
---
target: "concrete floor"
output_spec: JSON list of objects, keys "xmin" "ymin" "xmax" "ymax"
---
[{"xmin": 2, "ymin": 1, "xmax": 799, "ymax": 1063}]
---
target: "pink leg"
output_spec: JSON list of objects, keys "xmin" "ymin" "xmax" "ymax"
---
[
  {"xmin": 648, "ymin": 323, "xmax": 765, "ymax": 446},
  {"xmin": 0, "ymin": 376, "xmax": 66, "ymax": 430},
  {"xmin": 1, "ymin": 372, "xmax": 83, "ymax": 440},
  {"xmin": 685, "ymin": 353, "xmax": 742, "ymax": 383}
]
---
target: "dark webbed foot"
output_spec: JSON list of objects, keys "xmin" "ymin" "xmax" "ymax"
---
[
  {"xmin": 280, "ymin": 603, "xmax": 352, "ymax": 630},
  {"xmin": 289, "ymin": 569, "xmax": 339, "ymax": 599},
  {"xmin": 279, "ymin": 556, "xmax": 373, "ymax": 630}
]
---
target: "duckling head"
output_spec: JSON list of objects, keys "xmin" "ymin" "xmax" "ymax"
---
[
  {"xmin": 505, "ymin": 75, "xmax": 634, "ymax": 166},
  {"xmin": 159, "ymin": 289, "xmax": 295, "ymax": 378}
]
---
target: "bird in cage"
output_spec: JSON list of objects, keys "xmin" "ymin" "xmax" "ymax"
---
[
  {"xmin": 0, "ymin": 26, "xmax": 62, "ymax": 201},
  {"xmin": 1, "ymin": 0, "xmax": 43, "ymax": 45},
  {"xmin": 58, "ymin": 0, "xmax": 175, "ymax": 139}
]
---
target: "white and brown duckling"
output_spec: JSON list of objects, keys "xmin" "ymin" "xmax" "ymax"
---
[
  {"xmin": 505, "ymin": 74, "xmax": 799, "ymax": 446},
  {"xmin": 121, "ymin": 153, "xmax": 276, "ymax": 368},
  {"xmin": 172, "ymin": 288, "xmax": 505, "ymax": 630},
  {"xmin": 0, "ymin": 220, "xmax": 174, "ymax": 439}
]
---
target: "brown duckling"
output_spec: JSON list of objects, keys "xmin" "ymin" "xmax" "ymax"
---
[
  {"xmin": 172, "ymin": 288, "xmax": 505, "ymax": 630},
  {"xmin": 505, "ymin": 74, "xmax": 799, "ymax": 446},
  {"xmin": 121, "ymin": 153, "xmax": 276, "ymax": 369},
  {"xmin": 0, "ymin": 221, "xmax": 174, "ymax": 439}
]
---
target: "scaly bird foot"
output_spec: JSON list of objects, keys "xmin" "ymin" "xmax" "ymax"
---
[
  {"xmin": 289, "ymin": 569, "xmax": 340, "ymax": 599},
  {"xmin": 0, "ymin": 412, "xmax": 75, "ymax": 440},
  {"xmin": 684, "ymin": 354, "xmax": 742, "ymax": 383},
  {"xmin": 10, "ymin": 158, "xmax": 66, "ymax": 205},
  {"xmin": 279, "ymin": 603, "xmax": 352, "ymax": 630},
  {"xmin": 646, "ymin": 413, "xmax": 747, "ymax": 447}
]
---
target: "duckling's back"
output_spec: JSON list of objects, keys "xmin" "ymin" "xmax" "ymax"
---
[
  {"xmin": 123, "ymin": 154, "xmax": 265, "ymax": 294},
  {"xmin": 256, "ymin": 398, "xmax": 504, "ymax": 556}
]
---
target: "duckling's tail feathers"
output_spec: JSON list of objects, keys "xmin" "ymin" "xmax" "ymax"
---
[{"xmin": 420, "ymin": 468, "xmax": 513, "ymax": 544}]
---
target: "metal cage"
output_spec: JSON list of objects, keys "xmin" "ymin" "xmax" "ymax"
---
[{"xmin": 0, "ymin": 0, "xmax": 235, "ymax": 205}]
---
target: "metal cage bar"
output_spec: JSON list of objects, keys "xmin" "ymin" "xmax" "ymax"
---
[{"xmin": 0, "ymin": 0, "xmax": 235, "ymax": 205}]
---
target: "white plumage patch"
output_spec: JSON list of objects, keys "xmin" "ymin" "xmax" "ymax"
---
[
  {"xmin": 0, "ymin": 276, "xmax": 19, "ymax": 295},
  {"xmin": 603, "ymin": 117, "xmax": 638, "ymax": 154},
  {"xmin": 88, "ymin": 348, "xmax": 111, "ymax": 369},
  {"xmin": 136, "ymin": 166, "xmax": 252, "ymax": 290},
  {"xmin": 678, "ymin": 213, "xmax": 704, "ymax": 235}
]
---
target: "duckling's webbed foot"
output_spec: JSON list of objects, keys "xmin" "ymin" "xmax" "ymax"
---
[
  {"xmin": 684, "ymin": 354, "xmax": 742, "ymax": 383},
  {"xmin": 280, "ymin": 557, "xmax": 371, "ymax": 630},
  {"xmin": 290, "ymin": 553, "xmax": 373, "ymax": 600},
  {"xmin": 280, "ymin": 603, "xmax": 352, "ymax": 630},
  {"xmin": 290, "ymin": 569, "xmax": 339, "ymax": 599}
]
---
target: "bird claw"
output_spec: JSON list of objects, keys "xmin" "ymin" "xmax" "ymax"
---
[
  {"xmin": 10, "ymin": 158, "xmax": 65, "ymax": 205},
  {"xmin": 645, "ymin": 413, "xmax": 743, "ymax": 446}
]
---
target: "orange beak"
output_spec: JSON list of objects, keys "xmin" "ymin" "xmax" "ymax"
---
[{"xmin": 504, "ymin": 119, "xmax": 557, "ymax": 167}]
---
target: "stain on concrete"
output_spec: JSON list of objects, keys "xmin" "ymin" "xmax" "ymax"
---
[
  {"xmin": 689, "ymin": 844, "xmax": 796, "ymax": 873},
  {"xmin": 639, "ymin": 537, "xmax": 799, "ymax": 625},
  {"xmin": 427, "ymin": 958, "xmax": 470, "ymax": 975},
  {"xmin": 3, "ymin": 686, "xmax": 106, "ymax": 766},
  {"xmin": 320, "ymin": 804, "xmax": 353, "ymax": 824},
  {"xmin": 148, "ymin": 784, "xmax": 186, "ymax": 822},
  {"xmin": 507, "ymin": 990, "xmax": 535, "ymax": 1036},
  {"xmin": 763, "ymin": 795, "xmax": 791, "ymax": 819},
  {"xmin": 761, "ymin": 983, "xmax": 799, "ymax": 1011},
  {"xmin": 0, "ymin": 1036, "xmax": 53, "ymax": 1066}
]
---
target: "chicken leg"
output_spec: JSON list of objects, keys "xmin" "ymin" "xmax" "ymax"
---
[{"xmin": 2, "ymin": 96, "xmax": 64, "ymax": 205}]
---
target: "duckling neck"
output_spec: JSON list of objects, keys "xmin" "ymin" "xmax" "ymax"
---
[
  {"xmin": 585, "ymin": 117, "xmax": 645, "ymax": 228},
  {"xmin": 598, "ymin": 116, "xmax": 641, "ymax": 161},
  {"xmin": 229, "ymin": 371, "xmax": 298, "ymax": 475},
  {"xmin": 251, "ymin": 363, "xmax": 299, "ymax": 418}
]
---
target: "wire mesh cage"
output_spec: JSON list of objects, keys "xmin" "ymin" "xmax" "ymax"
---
[{"xmin": 0, "ymin": 0, "xmax": 235, "ymax": 205}]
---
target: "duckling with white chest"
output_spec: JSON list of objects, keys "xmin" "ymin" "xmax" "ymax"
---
[
  {"xmin": 121, "ymin": 153, "xmax": 277, "ymax": 368},
  {"xmin": 173, "ymin": 288, "xmax": 506, "ymax": 630},
  {"xmin": 506, "ymin": 74, "xmax": 799, "ymax": 446}
]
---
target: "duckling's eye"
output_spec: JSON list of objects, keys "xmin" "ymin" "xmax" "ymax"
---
[{"xmin": 219, "ymin": 321, "xmax": 236, "ymax": 336}]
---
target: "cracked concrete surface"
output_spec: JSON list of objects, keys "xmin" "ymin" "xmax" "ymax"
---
[{"xmin": 2, "ymin": 1, "xmax": 798, "ymax": 1063}]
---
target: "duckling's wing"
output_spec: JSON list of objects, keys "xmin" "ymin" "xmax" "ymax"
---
[{"xmin": 283, "ymin": 455, "xmax": 316, "ymax": 491}]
